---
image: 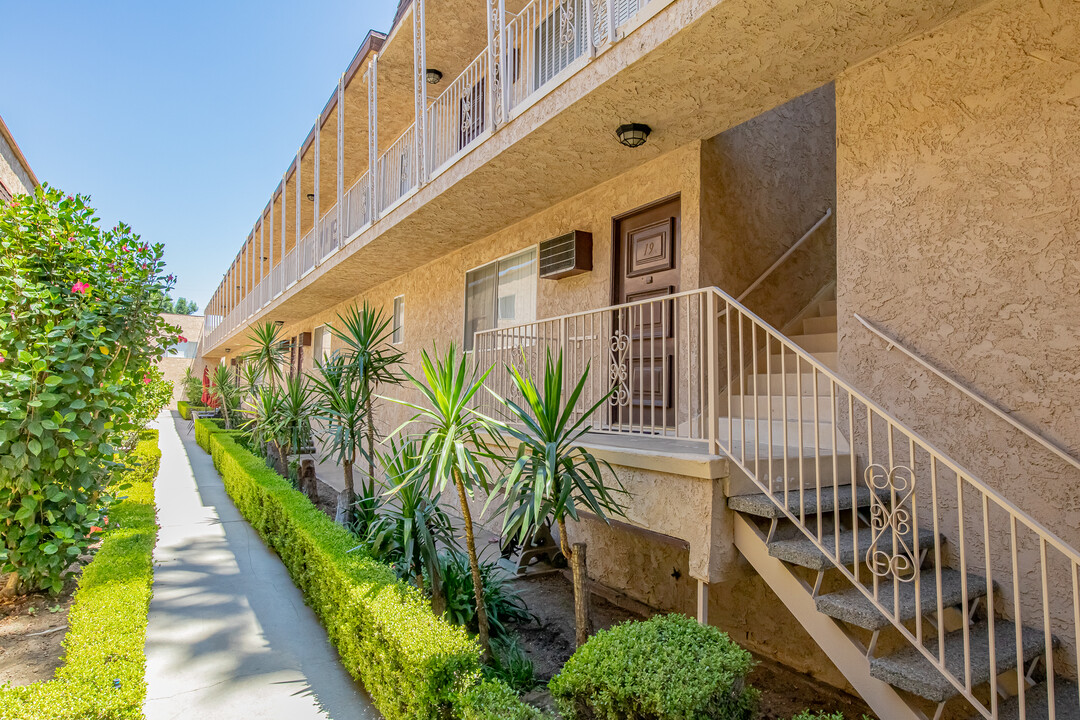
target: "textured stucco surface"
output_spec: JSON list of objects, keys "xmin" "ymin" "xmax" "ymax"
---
[
  {"xmin": 836, "ymin": 0, "xmax": 1080, "ymax": 672},
  {"xmin": 205, "ymin": 0, "xmax": 987, "ymax": 352},
  {"xmin": 700, "ymin": 82, "xmax": 837, "ymax": 328},
  {"xmin": 0, "ymin": 130, "xmax": 34, "ymax": 198}
]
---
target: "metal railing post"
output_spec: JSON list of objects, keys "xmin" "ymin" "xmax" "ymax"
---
[{"xmin": 706, "ymin": 291, "xmax": 718, "ymax": 455}]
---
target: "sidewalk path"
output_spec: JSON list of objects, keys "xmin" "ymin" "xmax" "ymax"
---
[{"xmin": 144, "ymin": 411, "xmax": 380, "ymax": 720}]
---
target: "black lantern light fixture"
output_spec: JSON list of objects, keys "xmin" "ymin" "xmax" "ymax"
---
[
  {"xmin": 306, "ymin": 193, "xmax": 315, "ymax": 201},
  {"xmin": 615, "ymin": 123, "xmax": 651, "ymax": 148},
  {"xmin": 426, "ymin": 68, "xmax": 443, "ymax": 84}
]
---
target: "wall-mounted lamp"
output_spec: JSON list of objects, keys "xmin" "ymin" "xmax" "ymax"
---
[
  {"xmin": 306, "ymin": 193, "xmax": 315, "ymax": 201},
  {"xmin": 615, "ymin": 123, "xmax": 651, "ymax": 148},
  {"xmin": 426, "ymin": 69, "xmax": 443, "ymax": 84}
]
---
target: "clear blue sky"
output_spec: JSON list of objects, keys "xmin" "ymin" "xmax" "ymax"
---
[{"xmin": 1, "ymin": 1, "xmax": 397, "ymax": 313}]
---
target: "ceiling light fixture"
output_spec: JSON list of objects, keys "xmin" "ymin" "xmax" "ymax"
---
[
  {"xmin": 615, "ymin": 123, "xmax": 651, "ymax": 148},
  {"xmin": 306, "ymin": 193, "xmax": 315, "ymax": 201},
  {"xmin": 426, "ymin": 68, "xmax": 443, "ymax": 84}
]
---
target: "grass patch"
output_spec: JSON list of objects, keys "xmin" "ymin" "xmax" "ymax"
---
[{"xmin": 0, "ymin": 431, "xmax": 161, "ymax": 720}]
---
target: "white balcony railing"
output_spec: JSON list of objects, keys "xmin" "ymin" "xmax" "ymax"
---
[
  {"xmin": 202, "ymin": 0, "xmax": 657, "ymax": 352},
  {"xmin": 427, "ymin": 51, "xmax": 489, "ymax": 173},
  {"xmin": 476, "ymin": 286, "xmax": 1080, "ymax": 720},
  {"xmin": 377, "ymin": 124, "xmax": 417, "ymax": 214}
]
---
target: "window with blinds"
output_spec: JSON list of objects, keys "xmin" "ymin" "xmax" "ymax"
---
[
  {"xmin": 392, "ymin": 296, "xmax": 404, "ymax": 344},
  {"xmin": 463, "ymin": 248, "xmax": 537, "ymax": 351}
]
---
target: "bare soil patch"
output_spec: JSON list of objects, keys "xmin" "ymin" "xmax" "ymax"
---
[{"xmin": 0, "ymin": 567, "xmax": 82, "ymax": 687}]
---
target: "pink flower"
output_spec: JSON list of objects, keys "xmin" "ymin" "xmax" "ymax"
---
[
  {"xmin": 122, "ymin": 245, "xmax": 128, "ymax": 252},
  {"xmin": 66, "ymin": 195, "xmax": 74, "ymax": 202},
  {"xmin": 178, "ymin": 336, "xmax": 188, "ymax": 343},
  {"xmin": 89, "ymin": 526, "xmax": 103, "ymax": 534},
  {"xmin": 143, "ymin": 376, "xmax": 151, "ymax": 384},
  {"xmin": 0, "ymin": 354, "xmax": 5, "ymax": 363},
  {"xmin": 68, "ymin": 236, "xmax": 75, "ymax": 242},
  {"xmin": 72, "ymin": 281, "xmax": 90, "ymax": 295}
]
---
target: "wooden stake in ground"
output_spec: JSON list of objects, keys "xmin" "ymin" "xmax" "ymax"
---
[{"xmin": 570, "ymin": 541, "xmax": 592, "ymax": 647}]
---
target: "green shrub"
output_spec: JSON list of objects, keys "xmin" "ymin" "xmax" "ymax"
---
[
  {"xmin": 0, "ymin": 430, "xmax": 161, "ymax": 719},
  {"xmin": 0, "ymin": 187, "xmax": 180, "ymax": 594},
  {"xmin": 438, "ymin": 548, "xmax": 534, "ymax": 639},
  {"xmin": 455, "ymin": 679, "xmax": 555, "ymax": 720},
  {"xmin": 206, "ymin": 430, "xmax": 483, "ymax": 720},
  {"xmin": 193, "ymin": 416, "xmax": 227, "ymax": 451},
  {"xmin": 550, "ymin": 614, "xmax": 757, "ymax": 720},
  {"xmin": 177, "ymin": 400, "xmax": 191, "ymax": 419}
]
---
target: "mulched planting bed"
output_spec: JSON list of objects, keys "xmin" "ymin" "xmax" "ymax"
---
[{"xmin": 0, "ymin": 570, "xmax": 82, "ymax": 687}]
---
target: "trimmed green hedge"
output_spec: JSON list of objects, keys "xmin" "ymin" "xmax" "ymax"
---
[
  {"xmin": 549, "ymin": 614, "xmax": 757, "ymax": 720},
  {"xmin": 193, "ymin": 416, "xmax": 227, "ymax": 451},
  {"xmin": 0, "ymin": 431, "xmax": 161, "ymax": 720},
  {"xmin": 177, "ymin": 400, "xmax": 190, "ymax": 419},
  {"xmin": 207, "ymin": 428, "xmax": 489, "ymax": 720},
  {"xmin": 456, "ymin": 679, "xmax": 555, "ymax": 720}
]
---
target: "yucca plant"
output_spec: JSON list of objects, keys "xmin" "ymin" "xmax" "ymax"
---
[
  {"xmin": 242, "ymin": 383, "xmax": 285, "ymax": 464},
  {"xmin": 388, "ymin": 344, "xmax": 507, "ymax": 658},
  {"xmin": 276, "ymin": 374, "xmax": 313, "ymax": 483},
  {"xmin": 310, "ymin": 352, "xmax": 370, "ymax": 526},
  {"xmin": 367, "ymin": 438, "xmax": 455, "ymax": 613},
  {"xmin": 488, "ymin": 350, "xmax": 626, "ymax": 647},
  {"xmin": 329, "ymin": 302, "xmax": 405, "ymax": 497},
  {"xmin": 209, "ymin": 364, "xmax": 240, "ymax": 429},
  {"xmin": 244, "ymin": 320, "xmax": 287, "ymax": 389}
]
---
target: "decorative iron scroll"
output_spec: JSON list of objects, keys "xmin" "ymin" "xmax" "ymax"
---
[
  {"xmin": 488, "ymin": 0, "xmax": 504, "ymax": 126},
  {"xmin": 608, "ymin": 331, "xmax": 630, "ymax": 406},
  {"xmin": 461, "ymin": 97, "xmax": 473, "ymax": 133},
  {"xmin": 560, "ymin": 0, "xmax": 577, "ymax": 47},
  {"xmin": 864, "ymin": 463, "xmax": 918, "ymax": 582}
]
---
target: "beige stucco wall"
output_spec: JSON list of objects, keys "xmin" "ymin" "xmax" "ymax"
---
[
  {"xmin": 700, "ymin": 82, "xmax": 838, "ymax": 328},
  {"xmin": 836, "ymin": 0, "xmax": 1080, "ymax": 673},
  {"xmin": 836, "ymin": 0, "xmax": 1080, "ymax": 547}
]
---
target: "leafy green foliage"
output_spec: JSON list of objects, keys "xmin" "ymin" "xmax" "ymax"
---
[
  {"xmin": 242, "ymin": 321, "xmax": 287, "ymax": 389},
  {"xmin": 365, "ymin": 439, "xmax": 455, "ymax": 594},
  {"xmin": 209, "ymin": 364, "xmax": 240, "ymax": 429},
  {"xmin": 788, "ymin": 713, "xmax": 848, "ymax": 720},
  {"xmin": 0, "ymin": 187, "xmax": 180, "ymax": 594},
  {"xmin": 162, "ymin": 295, "xmax": 198, "ymax": 314},
  {"xmin": 550, "ymin": 614, "xmax": 758, "ymax": 720},
  {"xmin": 310, "ymin": 352, "xmax": 369, "ymax": 524},
  {"xmin": 203, "ymin": 427, "xmax": 482, "ymax": 720},
  {"xmin": 126, "ymin": 364, "xmax": 173, "ymax": 448},
  {"xmin": 490, "ymin": 350, "xmax": 626, "ymax": 543},
  {"xmin": 0, "ymin": 431, "xmax": 161, "ymax": 719},
  {"xmin": 484, "ymin": 635, "xmax": 538, "ymax": 693},
  {"xmin": 437, "ymin": 549, "xmax": 533, "ymax": 640},
  {"xmin": 180, "ymin": 367, "xmax": 204, "ymax": 404},
  {"xmin": 455, "ymin": 679, "xmax": 554, "ymax": 720}
]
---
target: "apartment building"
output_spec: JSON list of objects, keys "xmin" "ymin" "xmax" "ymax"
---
[{"xmin": 196, "ymin": 0, "xmax": 1080, "ymax": 717}]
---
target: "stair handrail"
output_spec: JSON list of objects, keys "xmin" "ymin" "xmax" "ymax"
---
[
  {"xmin": 712, "ymin": 284, "xmax": 1080, "ymax": 718},
  {"xmin": 735, "ymin": 208, "xmax": 832, "ymax": 303},
  {"xmin": 854, "ymin": 312, "xmax": 1080, "ymax": 473}
]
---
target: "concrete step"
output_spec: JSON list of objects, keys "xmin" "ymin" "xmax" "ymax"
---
[
  {"xmin": 869, "ymin": 620, "xmax": 1050, "ymax": 703},
  {"xmin": 801, "ymin": 315, "xmax": 837, "ymax": 335},
  {"xmin": 729, "ymin": 393, "xmax": 836, "ymax": 419},
  {"xmin": 768, "ymin": 351, "xmax": 839, "ymax": 372},
  {"xmin": 815, "ymin": 570, "xmax": 989, "ymax": 631},
  {"xmin": 724, "ymin": 452, "xmax": 855, "ymax": 496},
  {"xmin": 728, "ymin": 486, "xmax": 874, "ymax": 519},
  {"xmin": 994, "ymin": 681, "xmax": 1080, "ymax": 720},
  {"xmin": 768, "ymin": 526, "xmax": 937, "ymax": 572},
  {"xmin": 718, "ymin": 417, "xmax": 851, "ymax": 453},
  {"xmin": 745, "ymin": 371, "xmax": 833, "ymax": 396},
  {"xmin": 787, "ymin": 332, "xmax": 838, "ymax": 354}
]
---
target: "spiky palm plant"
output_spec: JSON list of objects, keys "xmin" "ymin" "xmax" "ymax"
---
[
  {"xmin": 209, "ymin": 364, "xmax": 240, "ymax": 429},
  {"xmin": 244, "ymin": 320, "xmax": 287, "ymax": 389},
  {"xmin": 387, "ymin": 344, "xmax": 506, "ymax": 658},
  {"xmin": 310, "ymin": 353, "xmax": 370, "ymax": 526},
  {"xmin": 367, "ymin": 438, "xmax": 455, "ymax": 613},
  {"xmin": 329, "ymin": 302, "xmax": 405, "ymax": 497},
  {"xmin": 488, "ymin": 350, "xmax": 626, "ymax": 647}
]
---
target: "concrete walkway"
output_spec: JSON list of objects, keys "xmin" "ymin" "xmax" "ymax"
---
[{"xmin": 144, "ymin": 411, "xmax": 380, "ymax": 720}]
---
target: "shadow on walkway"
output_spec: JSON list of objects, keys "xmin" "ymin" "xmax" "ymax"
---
[{"xmin": 143, "ymin": 410, "xmax": 380, "ymax": 720}]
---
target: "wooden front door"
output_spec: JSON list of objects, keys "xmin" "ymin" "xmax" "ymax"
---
[{"xmin": 612, "ymin": 197, "xmax": 680, "ymax": 432}]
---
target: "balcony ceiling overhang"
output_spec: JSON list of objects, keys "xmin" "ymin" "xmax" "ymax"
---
[{"xmin": 207, "ymin": 0, "xmax": 988, "ymax": 356}]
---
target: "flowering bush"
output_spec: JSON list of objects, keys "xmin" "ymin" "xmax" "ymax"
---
[{"xmin": 0, "ymin": 186, "xmax": 180, "ymax": 595}]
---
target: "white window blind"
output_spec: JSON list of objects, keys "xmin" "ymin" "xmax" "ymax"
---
[
  {"xmin": 392, "ymin": 296, "xmax": 404, "ymax": 344},
  {"xmin": 464, "ymin": 248, "xmax": 537, "ymax": 351}
]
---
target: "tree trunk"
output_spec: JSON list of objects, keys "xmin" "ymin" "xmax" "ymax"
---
[
  {"xmin": 430, "ymin": 563, "xmax": 446, "ymax": 616},
  {"xmin": 1, "ymin": 572, "xmax": 20, "ymax": 599},
  {"xmin": 558, "ymin": 515, "xmax": 592, "ymax": 647},
  {"xmin": 453, "ymin": 469, "xmax": 490, "ymax": 659},
  {"xmin": 337, "ymin": 460, "xmax": 354, "ymax": 527},
  {"xmin": 365, "ymin": 393, "xmax": 376, "ymax": 497}
]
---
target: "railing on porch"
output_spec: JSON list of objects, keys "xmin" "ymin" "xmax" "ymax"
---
[
  {"xmin": 475, "ymin": 285, "xmax": 1080, "ymax": 719},
  {"xmin": 201, "ymin": 0, "xmax": 661, "ymax": 352}
]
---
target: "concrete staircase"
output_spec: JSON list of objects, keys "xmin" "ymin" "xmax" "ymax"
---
[{"xmin": 724, "ymin": 289, "xmax": 1079, "ymax": 720}]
